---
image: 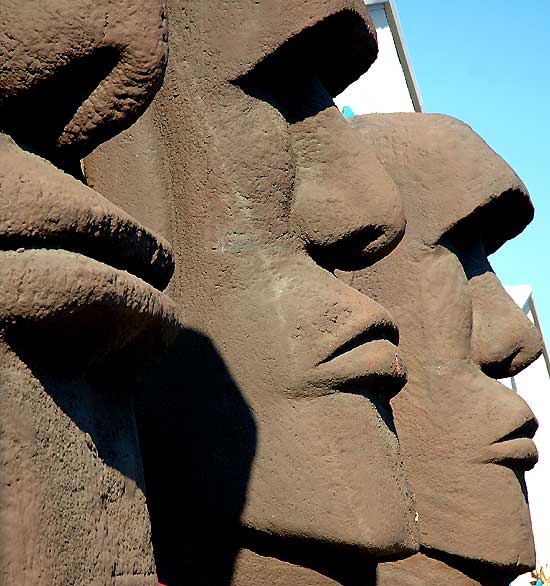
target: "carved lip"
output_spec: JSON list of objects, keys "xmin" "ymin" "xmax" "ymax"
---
[
  {"xmin": 485, "ymin": 417, "xmax": 539, "ymax": 470},
  {"xmin": 0, "ymin": 193, "xmax": 174, "ymax": 291},
  {"xmin": 318, "ymin": 320, "xmax": 399, "ymax": 365},
  {"xmin": 313, "ymin": 319, "xmax": 406, "ymax": 400},
  {"xmin": 0, "ymin": 248, "xmax": 179, "ymax": 366}
]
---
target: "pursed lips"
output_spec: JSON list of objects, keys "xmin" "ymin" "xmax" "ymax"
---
[
  {"xmin": 312, "ymin": 316, "xmax": 407, "ymax": 400},
  {"xmin": 0, "ymin": 151, "xmax": 174, "ymax": 290},
  {"xmin": 317, "ymin": 319, "xmax": 400, "ymax": 365},
  {"xmin": 0, "ymin": 138, "xmax": 179, "ymax": 359},
  {"xmin": 485, "ymin": 416, "xmax": 539, "ymax": 471}
]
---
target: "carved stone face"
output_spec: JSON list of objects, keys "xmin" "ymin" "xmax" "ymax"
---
[
  {"xmin": 85, "ymin": 0, "xmax": 418, "ymax": 574},
  {"xmin": 0, "ymin": 0, "xmax": 168, "ymax": 167},
  {"xmin": 173, "ymin": 3, "xmax": 418, "ymax": 564},
  {"xmin": 0, "ymin": 1, "xmax": 174, "ymax": 361},
  {"xmin": 0, "ymin": 4, "xmax": 171, "ymax": 583},
  {"xmin": 350, "ymin": 114, "xmax": 542, "ymax": 580}
]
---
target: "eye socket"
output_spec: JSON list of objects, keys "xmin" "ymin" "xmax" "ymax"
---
[
  {"xmin": 441, "ymin": 221, "xmax": 492, "ymax": 280},
  {"xmin": 233, "ymin": 8, "xmax": 378, "ymax": 102}
]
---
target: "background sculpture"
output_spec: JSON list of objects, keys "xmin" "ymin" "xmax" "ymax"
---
[
  {"xmin": 0, "ymin": 1, "xmax": 176, "ymax": 584},
  {"xmin": 349, "ymin": 113, "xmax": 542, "ymax": 586}
]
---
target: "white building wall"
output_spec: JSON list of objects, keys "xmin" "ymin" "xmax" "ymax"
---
[
  {"xmin": 503, "ymin": 287, "xmax": 550, "ymax": 585},
  {"xmin": 335, "ymin": 1, "xmax": 420, "ymax": 114}
]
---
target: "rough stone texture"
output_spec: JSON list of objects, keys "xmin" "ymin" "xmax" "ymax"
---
[
  {"xmin": 0, "ymin": 0, "xmax": 168, "ymax": 171},
  {"xmin": 0, "ymin": 339, "xmax": 158, "ymax": 586},
  {"xmin": 0, "ymin": 135, "xmax": 178, "ymax": 361},
  {"xmin": 231, "ymin": 548, "xmax": 372, "ymax": 586},
  {"xmin": 349, "ymin": 113, "xmax": 542, "ymax": 585},
  {"xmin": 378, "ymin": 553, "xmax": 490, "ymax": 586},
  {"xmin": 85, "ymin": 2, "xmax": 420, "ymax": 584},
  {"xmin": 0, "ymin": 2, "xmax": 174, "ymax": 584},
  {"xmin": 2, "ymin": 2, "xmax": 541, "ymax": 584}
]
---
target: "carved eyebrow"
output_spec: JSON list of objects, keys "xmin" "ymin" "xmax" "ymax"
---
[
  {"xmin": 439, "ymin": 187, "xmax": 533, "ymax": 257},
  {"xmin": 232, "ymin": 9, "xmax": 377, "ymax": 99}
]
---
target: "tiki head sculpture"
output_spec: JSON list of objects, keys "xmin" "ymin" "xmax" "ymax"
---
[
  {"xmin": 85, "ymin": 2, "xmax": 420, "ymax": 584},
  {"xmin": 350, "ymin": 113, "xmax": 542, "ymax": 585},
  {"xmin": 0, "ymin": 0, "xmax": 176, "ymax": 363},
  {"xmin": 0, "ymin": 2, "xmax": 175, "ymax": 584}
]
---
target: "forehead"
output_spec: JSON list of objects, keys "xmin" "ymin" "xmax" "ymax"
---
[
  {"xmin": 351, "ymin": 113, "xmax": 533, "ymax": 253},
  {"xmin": 0, "ymin": 0, "xmax": 158, "ymax": 43},
  {"xmin": 180, "ymin": 0, "xmax": 377, "ymax": 94},
  {"xmin": 0, "ymin": 0, "xmax": 166, "ymax": 91}
]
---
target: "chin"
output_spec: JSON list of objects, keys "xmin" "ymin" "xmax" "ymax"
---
[
  {"xmin": 240, "ymin": 393, "xmax": 418, "ymax": 565},
  {"xmin": 421, "ymin": 463, "xmax": 535, "ymax": 574}
]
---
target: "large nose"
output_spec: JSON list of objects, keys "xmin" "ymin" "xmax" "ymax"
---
[
  {"xmin": 288, "ymin": 79, "xmax": 405, "ymax": 271},
  {"xmin": 469, "ymin": 271, "xmax": 543, "ymax": 378}
]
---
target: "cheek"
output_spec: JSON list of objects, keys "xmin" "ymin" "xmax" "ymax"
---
[
  {"xmin": 419, "ymin": 248, "xmax": 473, "ymax": 362},
  {"xmin": 220, "ymin": 92, "xmax": 297, "ymax": 230}
]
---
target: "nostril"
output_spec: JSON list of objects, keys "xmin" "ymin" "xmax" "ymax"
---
[
  {"xmin": 307, "ymin": 226, "xmax": 379, "ymax": 272},
  {"xmin": 480, "ymin": 333, "xmax": 543, "ymax": 380},
  {"xmin": 515, "ymin": 326, "xmax": 545, "ymax": 374},
  {"xmin": 0, "ymin": 47, "xmax": 121, "ymax": 172},
  {"xmin": 307, "ymin": 221, "xmax": 405, "ymax": 272},
  {"xmin": 481, "ymin": 347, "xmax": 524, "ymax": 380}
]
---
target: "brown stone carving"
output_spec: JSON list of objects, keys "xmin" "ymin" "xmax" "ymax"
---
[
  {"xmin": 3, "ymin": 2, "xmax": 541, "ymax": 584},
  {"xmin": 0, "ymin": 2, "xmax": 177, "ymax": 584},
  {"xmin": 1, "ymin": 0, "xmax": 168, "ymax": 175},
  {"xmin": 349, "ymin": 113, "xmax": 542, "ymax": 586},
  {"xmin": 84, "ymin": 2, "xmax": 421, "ymax": 584}
]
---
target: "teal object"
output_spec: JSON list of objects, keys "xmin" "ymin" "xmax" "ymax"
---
[{"xmin": 342, "ymin": 105, "xmax": 355, "ymax": 119}]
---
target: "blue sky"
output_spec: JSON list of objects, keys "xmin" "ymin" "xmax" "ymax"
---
[{"xmin": 395, "ymin": 0, "xmax": 550, "ymax": 339}]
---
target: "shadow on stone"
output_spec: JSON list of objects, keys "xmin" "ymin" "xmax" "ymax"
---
[{"xmin": 136, "ymin": 328, "xmax": 257, "ymax": 586}]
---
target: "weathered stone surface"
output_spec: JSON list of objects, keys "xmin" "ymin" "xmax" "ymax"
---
[
  {"xmin": 350, "ymin": 113, "xmax": 542, "ymax": 585},
  {"xmin": 1, "ymin": 2, "xmax": 540, "ymax": 584},
  {"xmin": 0, "ymin": 339, "xmax": 158, "ymax": 586},
  {"xmin": 0, "ymin": 0, "xmax": 168, "ymax": 169},
  {"xmin": 86, "ymin": 3, "xmax": 420, "ymax": 584},
  {"xmin": 0, "ymin": 2, "xmax": 173, "ymax": 584}
]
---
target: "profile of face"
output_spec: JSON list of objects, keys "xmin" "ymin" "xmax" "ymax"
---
[
  {"xmin": 0, "ymin": 0, "xmax": 175, "ymax": 361},
  {"xmin": 85, "ymin": 0, "xmax": 418, "ymax": 577},
  {"xmin": 0, "ymin": 3, "xmax": 172, "ymax": 582},
  {"xmin": 349, "ymin": 114, "xmax": 542, "ymax": 582},
  {"xmin": 177, "ymin": 2, "xmax": 418, "ymax": 565}
]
